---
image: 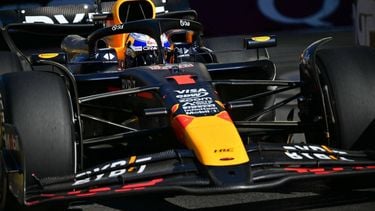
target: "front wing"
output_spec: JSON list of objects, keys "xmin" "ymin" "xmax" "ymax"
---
[{"xmin": 25, "ymin": 143, "xmax": 375, "ymax": 206}]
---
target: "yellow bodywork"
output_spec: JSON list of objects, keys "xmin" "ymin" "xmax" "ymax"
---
[
  {"xmin": 173, "ymin": 112, "xmax": 249, "ymax": 166},
  {"xmin": 38, "ymin": 53, "xmax": 59, "ymax": 59},
  {"xmin": 106, "ymin": 0, "xmax": 156, "ymax": 60},
  {"xmin": 251, "ymin": 36, "xmax": 271, "ymax": 42}
]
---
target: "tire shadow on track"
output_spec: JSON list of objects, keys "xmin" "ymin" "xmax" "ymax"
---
[{"xmin": 84, "ymin": 190, "xmax": 375, "ymax": 211}]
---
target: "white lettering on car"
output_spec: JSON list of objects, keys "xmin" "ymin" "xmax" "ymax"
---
[
  {"xmin": 111, "ymin": 24, "xmax": 124, "ymax": 31},
  {"xmin": 174, "ymin": 88, "xmax": 219, "ymax": 115},
  {"xmin": 72, "ymin": 157, "xmax": 150, "ymax": 186},
  {"xmin": 180, "ymin": 20, "xmax": 191, "ymax": 27},
  {"xmin": 24, "ymin": 13, "xmax": 89, "ymax": 24},
  {"xmin": 283, "ymin": 145, "xmax": 354, "ymax": 161}
]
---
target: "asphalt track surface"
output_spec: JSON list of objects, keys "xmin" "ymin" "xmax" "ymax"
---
[{"xmin": 70, "ymin": 28, "xmax": 375, "ymax": 211}]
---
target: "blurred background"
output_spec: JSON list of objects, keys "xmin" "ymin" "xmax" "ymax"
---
[{"xmin": 189, "ymin": 0, "xmax": 374, "ymax": 48}]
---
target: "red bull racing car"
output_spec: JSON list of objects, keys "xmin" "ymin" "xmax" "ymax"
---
[{"xmin": 1, "ymin": 0, "xmax": 375, "ymax": 210}]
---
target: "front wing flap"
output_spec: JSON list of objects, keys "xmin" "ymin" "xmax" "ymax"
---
[{"xmin": 25, "ymin": 143, "xmax": 375, "ymax": 206}]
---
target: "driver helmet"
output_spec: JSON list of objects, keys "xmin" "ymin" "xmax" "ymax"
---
[
  {"xmin": 106, "ymin": 0, "xmax": 157, "ymax": 61},
  {"xmin": 125, "ymin": 32, "xmax": 171, "ymax": 67}
]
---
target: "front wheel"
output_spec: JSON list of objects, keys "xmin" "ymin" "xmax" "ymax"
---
[
  {"xmin": 0, "ymin": 71, "xmax": 75, "ymax": 210},
  {"xmin": 300, "ymin": 46, "xmax": 375, "ymax": 150}
]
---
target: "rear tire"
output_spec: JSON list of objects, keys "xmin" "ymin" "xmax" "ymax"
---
[{"xmin": 0, "ymin": 71, "xmax": 75, "ymax": 210}]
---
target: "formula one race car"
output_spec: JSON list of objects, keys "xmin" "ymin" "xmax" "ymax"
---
[{"xmin": 1, "ymin": 0, "xmax": 375, "ymax": 210}]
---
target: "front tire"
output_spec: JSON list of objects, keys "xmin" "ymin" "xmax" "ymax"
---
[
  {"xmin": 300, "ymin": 46, "xmax": 375, "ymax": 149},
  {"xmin": 0, "ymin": 71, "xmax": 75, "ymax": 210}
]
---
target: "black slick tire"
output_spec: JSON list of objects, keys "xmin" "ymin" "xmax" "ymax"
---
[
  {"xmin": 315, "ymin": 46, "xmax": 375, "ymax": 149},
  {"xmin": 0, "ymin": 71, "xmax": 75, "ymax": 210}
]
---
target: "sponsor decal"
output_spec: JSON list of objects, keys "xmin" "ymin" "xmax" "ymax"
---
[
  {"xmin": 180, "ymin": 20, "xmax": 191, "ymax": 27},
  {"xmin": 214, "ymin": 148, "xmax": 234, "ymax": 153},
  {"xmin": 111, "ymin": 24, "xmax": 124, "ymax": 31},
  {"xmin": 283, "ymin": 145, "xmax": 354, "ymax": 161},
  {"xmin": 24, "ymin": 12, "xmax": 98, "ymax": 24},
  {"xmin": 121, "ymin": 79, "xmax": 136, "ymax": 89},
  {"xmin": 97, "ymin": 52, "xmax": 116, "ymax": 61},
  {"xmin": 155, "ymin": 6, "xmax": 167, "ymax": 14},
  {"xmin": 175, "ymin": 88, "xmax": 219, "ymax": 115},
  {"xmin": 131, "ymin": 46, "xmax": 143, "ymax": 52},
  {"xmin": 142, "ymin": 46, "xmax": 158, "ymax": 51},
  {"xmin": 154, "ymin": 0, "xmax": 169, "ymax": 13},
  {"xmin": 103, "ymin": 53, "xmax": 115, "ymax": 60},
  {"xmin": 72, "ymin": 156, "xmax": 151, "ymax": 186},
  {"xmin": 148, "ymin": 63, "xmax": 194, "ymax": 70},
  {"xmin": 175, "ymin": 46, "xmax": 190, "ymax": 56}
]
